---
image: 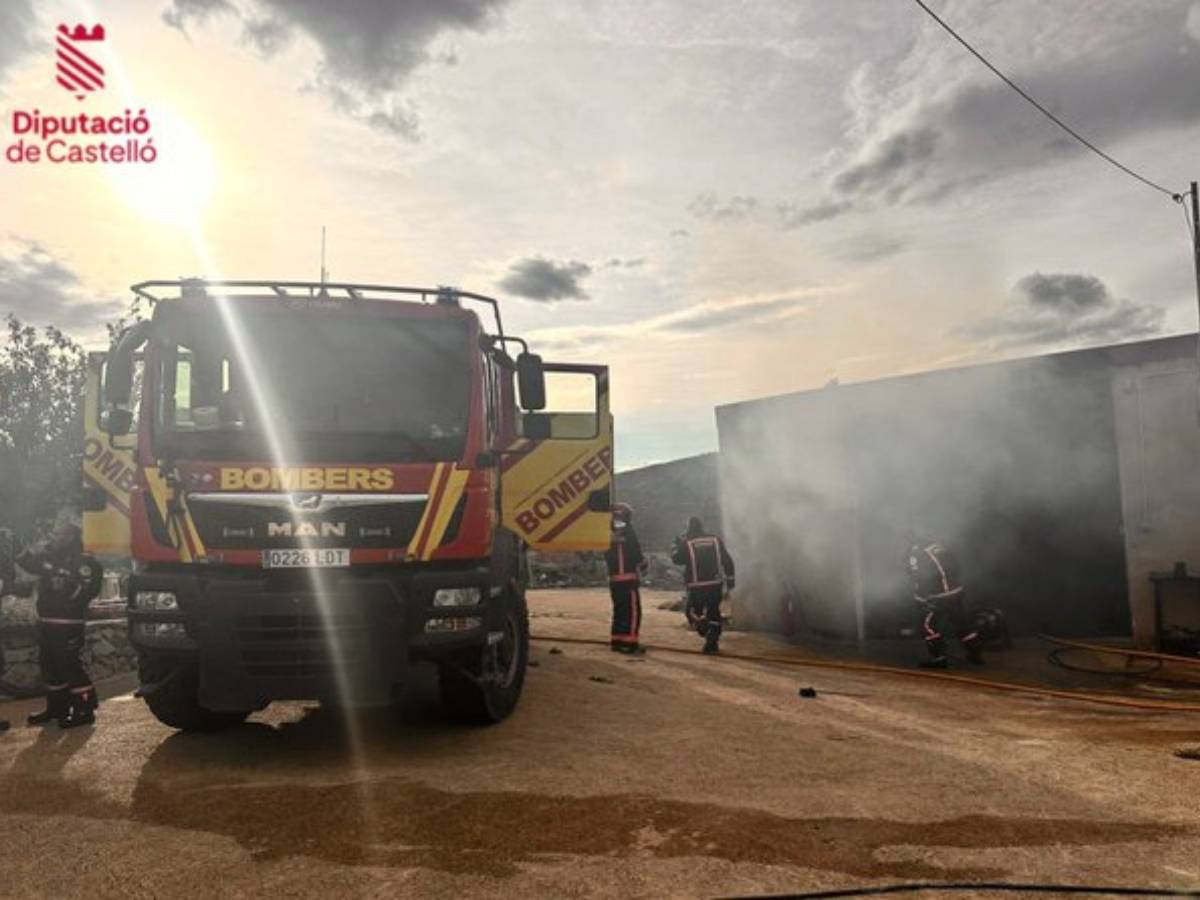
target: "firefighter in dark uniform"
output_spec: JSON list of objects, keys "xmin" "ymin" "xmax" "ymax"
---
[
  {"xmin": 672, "ymin": 517, "xmax": 735, "ymax": 654},
  {"xmin": 907, "ymin": 538, "xmax": 982, "ymax": 668},
  {"xmin": 0, "ymin": 529, "xmax": 13, "ymax": 733},
  {"xmin": 606, "ymin": 502, "xmax": 646, "ymax": 655},
  {"xmin": 18, "ymin": 523, "xmax": 104, "ymax": 728}
]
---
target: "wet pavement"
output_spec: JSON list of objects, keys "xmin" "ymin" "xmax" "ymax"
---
[{"xmin": 1, "ymin": 588, "xmax": 1198, "ymax": 898}]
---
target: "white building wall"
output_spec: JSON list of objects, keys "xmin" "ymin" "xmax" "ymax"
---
[{"xmin": 1111, "ymin": 359, "xmax": 1200, "ymax": 647}]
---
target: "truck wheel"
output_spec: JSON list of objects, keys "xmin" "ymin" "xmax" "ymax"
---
[
  {"xmin": 438, "ymin": 588, "xmax": 529, "ymax": 725},
  {"xmin": 139, "ymin": 658, "xmax": 249, "ymax": 733}
]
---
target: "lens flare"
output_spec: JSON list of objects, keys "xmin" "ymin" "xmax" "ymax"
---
[
  {"xmin": 185, "ymin": 225, "xmax": 379, "ymax": 827},
  {"xmin": 109, "ymin": 111, "xmax": 216, "ymax": 226}
]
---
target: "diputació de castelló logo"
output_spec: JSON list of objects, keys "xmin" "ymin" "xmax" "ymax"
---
[
  {"xmin": 5, "ymin": 21, "xmax": 157, "ymax": 165},
  {"xmin": 56, "ymin": 23, "xmax": 106, "ymax": 99}
]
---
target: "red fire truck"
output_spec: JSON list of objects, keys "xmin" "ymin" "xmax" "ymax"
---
[{"xmin": 84, "ymin": 279, "xmax": 612, "ymax": 730}]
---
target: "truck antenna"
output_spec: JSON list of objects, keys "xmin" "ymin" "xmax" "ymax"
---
[{"xmin": 320, "ymin": 226, "xmax": 328, "ymax": 285}]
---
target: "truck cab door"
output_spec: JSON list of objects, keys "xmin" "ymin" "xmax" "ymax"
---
[
  {"xmin": 501, "ymin": 363, "xmax": 613, "ymax": 551},
  {"xmin": 82, "ymin": 352, "xmax": 137, "ymax": 557}
]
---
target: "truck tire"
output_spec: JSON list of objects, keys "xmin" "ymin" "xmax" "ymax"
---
[
  {"xmin": 438, "ymin": 587, "xmax": 529, "ymax": 725},
  {"xmin": 139, "ymin": 658, "xmax": 249, "ymax": 733}
]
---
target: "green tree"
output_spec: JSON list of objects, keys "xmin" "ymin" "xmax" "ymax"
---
[{"xmin": 0, "ymin": 314, "xmax": 88, "ymax": 542}]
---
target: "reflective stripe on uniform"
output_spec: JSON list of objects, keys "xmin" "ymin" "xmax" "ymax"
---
[{"xmin": 923, "ymin": 544, "xmax": 952, "ymax": 594}]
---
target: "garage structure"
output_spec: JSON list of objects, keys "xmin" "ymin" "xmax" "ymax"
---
[{"xmin": 715, "ymin": 334, "xmax": 1200, "ymax": 648}]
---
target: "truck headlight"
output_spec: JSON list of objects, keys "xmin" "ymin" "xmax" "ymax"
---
[
  {"xmin": 133, "ymin": 590, "xmax": 179, "ymax": 611},
  {"xmin": 432, "ymin": 587, "xmax": 482, "ymax": 608}
]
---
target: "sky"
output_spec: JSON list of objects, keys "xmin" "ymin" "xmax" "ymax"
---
[{"xmin": 2, "ymin": 0, "xmax": 1200, "ymax": 469}]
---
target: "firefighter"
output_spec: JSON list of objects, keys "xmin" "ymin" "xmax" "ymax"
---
[
  {"xmin": 906, "ymin": 537, "xmax": 982, "ymax": 668},
  {"xmin": 17, "ymin": 523, "xmax": 104, "ymax": 728},
  {"xmin": 606, "ymin": 502, "xmax": 646, "ymax": 654},
  {"xmin": 672, "ymin": 517, "xmax": 735, "ymax": 654}
]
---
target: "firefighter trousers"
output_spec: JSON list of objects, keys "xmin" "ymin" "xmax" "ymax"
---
[
  {"xmin": 687, "ymin": 584, "xmax": 724, "ymax": 634},
  {"xmin": 610, "ymin": 580, "xmax": 642, "ymax": 647},
  {"xmin": 38, "ymin": 622, "xmax": 96, "ymax": 708},
  {"xmin": 922, "ymin": 593, "xmax": 981, "ymax": 661}
]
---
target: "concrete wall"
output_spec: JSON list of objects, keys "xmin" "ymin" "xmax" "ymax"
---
[{"xmin": 1110, "ymin": 356, "xmax": 1200, "ymax": 647}]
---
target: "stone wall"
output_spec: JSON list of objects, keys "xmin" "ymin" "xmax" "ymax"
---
[{"xmin": 0, "ymin": 594, "xmax": 137, "ymax": 696}]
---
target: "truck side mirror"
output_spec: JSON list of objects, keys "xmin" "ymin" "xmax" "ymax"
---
[
  {"xmin": 101, "ymin": 407, "xmax": 134, "ymax": 437},
  {"xmin": 516, "ymin": 352, "xmax": 546, "ymax": 411},
  {"xmin": 103, "ymin": 321, "xmax": 150, "ymax": 409}
]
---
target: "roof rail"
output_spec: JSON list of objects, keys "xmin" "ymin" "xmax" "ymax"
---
[{"xmin": 130, "ymin": 278, "xmax": 505, "ymax": 337}]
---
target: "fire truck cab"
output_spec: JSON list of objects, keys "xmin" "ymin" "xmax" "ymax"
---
[{"xmin": 85, "ymin": 279, "xmax": 612, "ymax": 730}]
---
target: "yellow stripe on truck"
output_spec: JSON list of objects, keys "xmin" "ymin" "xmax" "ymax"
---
[{"xmin": 421, "ymin": 467, "xmax": 470, "ymax": 560}]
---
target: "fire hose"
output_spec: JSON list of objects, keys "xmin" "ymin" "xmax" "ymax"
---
[
  {"xmin": 1041, "ymin": 634, "xmax": 1200, "ymax": 668},
  {"xmin": 529, "ymin": 635, "xmax": 1200, "ymax": 713}
]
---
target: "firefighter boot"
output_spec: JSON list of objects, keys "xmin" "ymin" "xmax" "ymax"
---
[
  {"xmin": 703, "ymin": 622, "xmax": 722, "ymax": 655},
  {"xmin": 59, "ymin": 689, "xmax": 97, "ymax": 729},
  {"xmin": 920, "ymin": 633, "xmax": 948, "ymax": 668},
  {"xmin": 963, "ymin": 636, "xmax": 984, "ymax": 665},
  {"xmin": 27, "ymin": 688, "xmax": 68, "ymax": 726}
]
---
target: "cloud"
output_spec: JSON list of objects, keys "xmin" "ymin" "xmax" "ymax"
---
[
  {"xmin": 604, "ymin": 257, "xmax": 646, "ymax": 269},
  {"xmin": 1016, "ymin": 272, "xmax": 1109, "ymax": 313},
  {"xmin": 241, "ymin": 16, "xmax": 291, "ymax": 55},
  {"xmin": 163, "ymin": 0, "xmax": 234, "ymax": 31},
  {"xmin": 688, "ymin": 193, "xmax": 759, "ymax": 222},
  {"xmin": 831, "ymin": 127, "xmax": 940, "ymax": 198},
  {"xmin": 658, "ymin": 296, "xmax": 804, "ymax": 334},
  {"xmin": 829, "ymin": 233, "xmax": 907, "ymax": 264},
  {"xmin": 529, "ymin": 289, "xmax": 823, "ymax": 354},
  {"xmin": 0, "ymin": 0, "xmax": 36, "ymax": 86},
  {"xmin": 498, "ymin": 257, "xmax": 592, "ymax": 302},
  {"xmin": 787, "ymin": 3, "xmax": 1200, "ymax": 227},
  {"xmin": 0, "ymin": 238, "xmax": 123, "ymax": 332},
  {"xmin": 161, "ymin": 0, "xmax": 510, "ymax": 137},
  {"xmin": 777, "ymin": 199, "xmax": 852, "ymax": 229},
  {"xmin": 959, "ymin": 272, "xmax": 1164, "ymax": 350}
]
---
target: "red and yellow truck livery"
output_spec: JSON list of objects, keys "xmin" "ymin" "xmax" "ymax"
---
[{"xmin": 86, "ymin": 279, "xmax": 612, "ymax": 730}]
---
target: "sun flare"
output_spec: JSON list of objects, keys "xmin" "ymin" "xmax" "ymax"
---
[{"xmin": 106, "ymin": 108, "xmax": 216, "ymax": 226}]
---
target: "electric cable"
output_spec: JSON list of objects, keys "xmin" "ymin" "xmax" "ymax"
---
[
  {"xmin": 731, "ymin": 881, "xmax": 1200, "ymax": 898},
  {"xmin": 530, "ymin": 634, "xmax": 1200, "ymax": 712},
  {"xmin": 906, "ymin": 0, "xmax": 1180, "ymax": 199}
]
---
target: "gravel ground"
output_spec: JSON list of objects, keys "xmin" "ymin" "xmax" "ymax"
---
[{"xmin": 0, "ymin": 588, "xmax": 1198, "ymax": 898}]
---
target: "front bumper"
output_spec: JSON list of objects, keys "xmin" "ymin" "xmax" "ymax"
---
[{"xmin": 128, "ymin": 565, "xmax": 493, "ymax": 709}]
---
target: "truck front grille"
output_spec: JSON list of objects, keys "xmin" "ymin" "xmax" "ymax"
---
[{"xmin": 236, "ymin": 613, "xmax": 371, "ymax": 678}]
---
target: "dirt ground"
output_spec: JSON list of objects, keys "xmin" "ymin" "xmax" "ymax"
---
[{"xmin": 1, "ymin": 588, "xmax": 1199, "ymax": 899}]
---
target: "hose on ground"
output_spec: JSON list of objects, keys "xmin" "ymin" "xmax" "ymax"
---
[
  {"xmin": 1047, "ymin": 647, "xmax": 1163, "ymax": 679},
  {"xmin": 530, "ymin": 635, "xmax": 1200, "ymax": 713},
  {"xmin": 729, "ymin": 881, "xmax": 1200, "ymax": 898},
  {"xmin": 1039, "ymin": 635, "xmax": 1200, "ymax": 668}
]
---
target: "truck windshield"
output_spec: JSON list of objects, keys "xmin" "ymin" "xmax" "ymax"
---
[{"xmin": 153, "ymin": 308, "xmax": 472, "ymax": 463}]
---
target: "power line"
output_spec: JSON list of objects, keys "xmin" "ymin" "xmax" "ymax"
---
[{"xmin": 906, "ymin": 0, "xmax": 1179, "ymax": 198}]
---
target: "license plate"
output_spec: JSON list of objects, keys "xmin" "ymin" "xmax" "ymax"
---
[{"xmin": 261, "ymin": 548, "xmax": 350, "ymax": 569}]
